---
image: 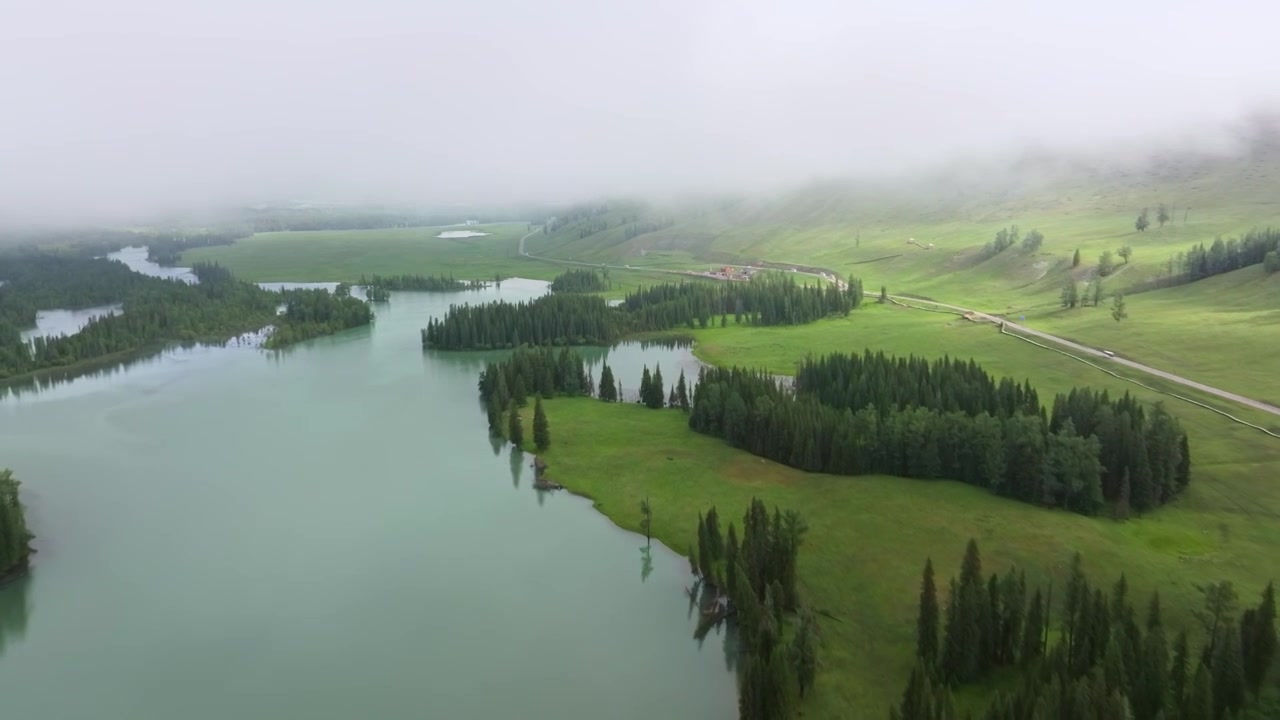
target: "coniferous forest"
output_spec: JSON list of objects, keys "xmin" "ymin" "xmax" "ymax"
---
[
  {"xmin": 0, "ymin": 469, "xmax": 33, "ymax": 578},
  {"xmin": 422, "ymin": 273, "xmax": 864, "ymax": 350},
  {"xmin": 892, "ymin": 541, "xmax": 1277, "ymax": 720},
  {"xmin": 356, "ymin": 273, "xmax": 484, "ymax": 292},
  {"xmin": 0, "ymin": 253, "xmax": 373, "ymax": 379},
  {"xmin": 690, "ymin": 499, "xmax": 816, "ymax": 720},
  {"xmin": 690, "ymin": 351, "xmax": 1190, "ymax": 516},
  {"xmin": 550, "ymin": 269, "xmax": 609, "ymax": 293},
  {"xmin": 476, "ymin": 347, "xmax": 593, "ymax": 433}
]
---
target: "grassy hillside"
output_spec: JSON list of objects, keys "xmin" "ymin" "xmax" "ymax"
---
[{"xmin": 527, "ymin": 151, "xmax": 1280, "ymax": 407}]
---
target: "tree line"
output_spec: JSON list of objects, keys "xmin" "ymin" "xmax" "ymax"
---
[
  {"xmin": 550, "ymin": 269, "xmax": 608, "ymax": 293},
  {"xmin": 356, "ymin": 273, "xmax": 485, "ymax": 292},
  {"xmin": 691, "ymin": 499, "xmax": 817, "ymax": 720},
  {"xmin": 688, "ymin": 352, "xmax": 1189, "ymax": 516},
  {"xmin": 894, "ymin": 540, "xmax": 1277, "ymax": 719},
  {"xmin": 0, "ymin": 254, "xmax": 374, "ymax": 379},
  {"xmin": 1127, "ymin": 227, "xmax": 1280, "ymax": 294},
  {"xmin": 422, "ymin": 273, "xmax": 865, "ymax": 351},
  {"xmin": 0, "ymin": 469, "xmax": 33, "ymax": 578},
  {"xmin": 145, "ymin": 230, "xmax": 245, "ymax": 266}
]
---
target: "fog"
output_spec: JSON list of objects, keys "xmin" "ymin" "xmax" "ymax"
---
[{"xmin": 3, "ymin": 0, "xmax": 1278, "ymax": 223}]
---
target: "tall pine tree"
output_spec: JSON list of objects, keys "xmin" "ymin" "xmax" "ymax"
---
[
  {"xmin": 533, "ymin": 397, "xmax": 551, "ymax": 451},
  {"xmin": 917, "ymin": 558, "xmax": 940, "ymax": 668}
]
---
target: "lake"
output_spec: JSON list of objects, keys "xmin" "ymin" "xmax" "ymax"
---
[
  {"xmin": 0, "ymin": 282, "xmax": 736, "ymax": 719},
  {"xmin": 20, "ymin": 304, "xmax": 123, "ymax": 343}
]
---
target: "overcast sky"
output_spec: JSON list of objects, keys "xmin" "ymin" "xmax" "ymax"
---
[{"xmin": 2, "ymin": 0, "xmax": 1278, "ymax": 222}]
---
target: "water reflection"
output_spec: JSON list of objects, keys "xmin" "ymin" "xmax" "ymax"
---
[
  {"xmin": 508, "ymin": 446, "xmax": 524, "ymax": 489},
  {"xmin": 0, "ymin": 574, "xmax": 32, "ymax": 658},
  {"xmin": 639, "ymin": 544, "xmax": 654, "ymax": 583},
  {"xmin": 0, "ymin": 348, "xmax": 165, "ymax": 403},
  {"xmin": 488, "ymin": 433, "xmax": 504, "ymax": 457}
]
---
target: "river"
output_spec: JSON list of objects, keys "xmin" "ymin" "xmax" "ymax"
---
[{"xmin": 0, "ymin": 281, "xmax": 736, "ymax": 719}]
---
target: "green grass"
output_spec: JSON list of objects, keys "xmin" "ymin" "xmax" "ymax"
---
[
  {"xmin": 1027, "ymin": 264, "xmax": 1280, "ymax": 405},
  {"xmin": 184, "ymin": 223, "xmax": 546, "ymax": 282},
  {"xmin": 527, "ymin": 155, "xmax": 1280, "ymax": 408},
  {"xmin": 531, "ymin": 393, "xmax": 1280, "ymax": 718},
  {"xmin": 520, "ymin": 299, "xmax": 1280, "ymax": 717}
]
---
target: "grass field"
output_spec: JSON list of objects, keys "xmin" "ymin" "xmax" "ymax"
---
[
  {"xmin": 184, "ymin": 223, "xmax": 544, "ymax": 282},
  {"xmin": 518, "ymin": 299, "xmax": 1280, "ymax": 716},
  {"xmin": 182, "ymin": 222, "xmax": 695, "ymax": 298},
  {"xmin": 527, "ymin": 391, "xmax": 1280, "ymax": 717},
  {"xmin": 525, "ymin": 155, "xmax": 1280, "ymax": 409}
]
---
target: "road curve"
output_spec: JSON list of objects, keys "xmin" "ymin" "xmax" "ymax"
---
[{"xmin": 517, "ymin": 228, "xmax": 1280, "ymax": 419}]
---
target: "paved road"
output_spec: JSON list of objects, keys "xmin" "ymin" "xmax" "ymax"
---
[
  {"xmin": 877, "ymin": 297, "xmax": 1280, "ymax": 418},
  {"xmin": 518, "ymin": 228, "xmax": 1280, "ymax": 419}
]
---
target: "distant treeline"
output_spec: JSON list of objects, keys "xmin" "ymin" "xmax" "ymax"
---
[
  {"xmin": 145, "ymin": 231, "xmax": 245, "ymax": 266},
  {"xmin": 422, "ymin": 274, "xmax": 864, "ymax": 350},
  {"xmin": 0, "ymin": 254, "xmax": 372, "ymax": 379},
  {"xmin": 357, "ymin": 273, "xmax": 485, "ymax": 292},
  {"xmin": 550, "ymin": 269, "xmax": 608, "ymax": 293},
  {"xmin": 892, "ymin": 541, "xmax": 1277, "ymax": 720},
  {"xmin": 241, "ymin": 208, "xmax": 528, "ymax": 233},
  {"xmin": 1129, "ymin": 227, "xmax": 1280, "ymax": 293},
  {"xmin": 689, "ymin": 352, "xmax": 1190, "ymax": 516},
  {"xmin": 0, "ymin": 469, "xmax": 33, "ymax": 578}
]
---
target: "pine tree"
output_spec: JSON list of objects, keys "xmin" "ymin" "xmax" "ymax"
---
[
  {"xmin": 1186, "ymin": 663, "xmax": 1214, "ymax": 720},
  {"xmin": 1073, "ymin": 248, "xmax": 1082, "ymax": 267},
  {"xmin": 1022, "ymin": 589, "xmax": 1044, "ymax": 663},
  {"xmin": 1138, "ymin": 592, "xmax": 1168, "ymax": 720},
  {"xmin": 598, "ymin": 363, "xmax": 617, "ymax": 402},
  {"xmin": 533, "ymin": 397, "xmax": 551, "ymax": 451},
  {"xmin": 506, "ymin": 401, "xmax": 523, "ymax": 447},
  {"xmin": 790, "ymin": 611, "xmax": 818, "ymax": 698},
  {"xmin": 1242, "ymin": 582, "xmax": 1276, "ymax": 696},
  {"xmin": 1170, "ymin": 630, "xmax": 1190, "ymax": 708},
  {"xmin": 676, "ymin": 370, "xmax": 690, "ymax": 412},
  {"xmin": 639, "ymin": 366, "xmax": 652, "ymax": 406},
  {"xmin": 1211, "ymin": 621, "xmax": 1245, "ymax": 719},
  {"xmin": 917, "ymin": 558, "xmax": 940, "ymax": 667},
  {"xmin": 649, "ymin": 364, "xmax": 666, "ymax": 409}
]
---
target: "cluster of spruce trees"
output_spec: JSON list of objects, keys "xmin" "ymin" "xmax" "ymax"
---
[
  {"xmin": 550, "ymin": 269, "xmax": 608, "ymax": 293},
  {"xmin": 423, "ymin": 273, "xmax": 864, "ymax": 350},
  {"xmin": 691, "ymin": 500, "xmax": 817, "ymax": 720},
  {"xmin": 423, "ymin": 294, "xmax": 618, "ymax": 349},
  {"xmin": 620, "ymin": 273, "xmax": 863, "ymax": 330},
  {"xmin": 690, "ymin": 352, "xmax": 1189, "ymax": 516},
  {"xmin": 476, "ymin": 347, "xmax": 593, "ymax": 434},
  {"xmin": 0, "ymin": 470, "xmax": 33, "ymax": 578},
  {"xmin": 356, "ymin": 273, "xmax": 484, "ymax": 292},
  {"xmin": 262, "ymin": 288, "xmax": 373, "ymax": 349},
  {"xmin": 895, "ymin": 541, "xmax": 1277, "ymax": 719}
]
